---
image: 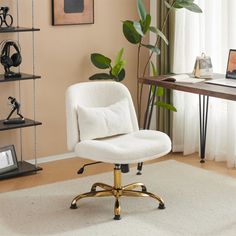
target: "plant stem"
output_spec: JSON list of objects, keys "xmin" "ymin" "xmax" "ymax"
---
[
  {"xmin": 137, "ymin": 1, "xmax": 176, "ymax": 127},
  {"xmin": 142, "ymin": 1, "xmax": 175, "ymax": 77},
  {"xmin": 137, "ymin": 1, "xmax": 176, "ymax": 128}
]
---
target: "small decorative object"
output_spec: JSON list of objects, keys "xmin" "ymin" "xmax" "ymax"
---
[
  {"xmin": 4, "ymin": 96, "xmax": 25, "ymax": 125},
  {"xmin": 193, "ymin": 53, "xmax": 213, "ymax": 78},
  {"xmin": 0, "ymin": 145, "xmax": 18, "ymax": 174},
  {"xmin": 0, "ymin": 40, "xmax": 22, "ymax": 78},
  {"xmin": 52, "ymin": 0, "xmax": 94, "ymax": 26},
  {"xmin": 0, "ymin": 6, "xmax": 13, "ymax": 28}
]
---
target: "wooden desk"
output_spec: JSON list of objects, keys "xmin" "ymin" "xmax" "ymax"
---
[{"xmin": 139, "ymin": 73, "xmax": 235, "ymax": 164}]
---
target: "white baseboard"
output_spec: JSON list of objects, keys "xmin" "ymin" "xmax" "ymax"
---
[{"xmin": 28, "ymin": 152, "xmax": 77, "ymax": 164}]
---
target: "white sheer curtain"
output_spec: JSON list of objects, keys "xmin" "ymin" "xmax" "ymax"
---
[{"xmin": 172, "ymin": 0, "xmax": 236, "ymax": 167}]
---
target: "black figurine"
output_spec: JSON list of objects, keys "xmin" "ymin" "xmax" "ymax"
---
[
  {"xmin": 0, "ymin": 7, "xmax": 13, "ymax": 28},
  {"xmin": 4, "ymin": 96, "xmax": 25, "ymax": 124}
]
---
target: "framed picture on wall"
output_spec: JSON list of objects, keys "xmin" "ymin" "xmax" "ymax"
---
[
  {"xmin": 0, "ymin": 145, "xmax": 18, "ymax": 174},
  {"xmin": 52, "ymin": 0, "xmax": 94, "ymax": 26}
]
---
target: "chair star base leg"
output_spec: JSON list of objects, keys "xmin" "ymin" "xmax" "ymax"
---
[
  {"xmin": 114, "ymin": 198, "xmax": 121, "ymax": 220},
  {"xmin": 91, "ymin": 182, "xmax": 113, "ymax": 192},
  {"xmin": 123, "ymin": 182, "xmax": 147, "ymax": 192},
  {"xmin": 70, "ymin": 168, "xmax": 165, "ymax": 219},
  {"xmin": 114, "ymin": 215, "xmax": 121, "ymax": 220},
  {"xmin": 158, "ymin": 203, "xmax": 165, "ymax": 209},
  {"xmin": 70, "ymin": 203, "xmax": 78, "ymax": 209},
  {"xmin": 70, "ymin": 190, "xmax": 114, "ymax": 211}
]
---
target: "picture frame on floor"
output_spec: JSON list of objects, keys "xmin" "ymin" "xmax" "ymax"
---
[
  {"xmin": 0, "ymin": 145, "xmax": 18, "ymax": 174},
  {"xmin": 52, "ymin": 0, "xmax": 94, "ymax": 26}
]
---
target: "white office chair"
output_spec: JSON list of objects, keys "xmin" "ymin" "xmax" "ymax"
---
[{"xmin": 66, "ymin": 81, "xmax": 171, "ymax": 220}]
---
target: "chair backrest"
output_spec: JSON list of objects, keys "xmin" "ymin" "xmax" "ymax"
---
[{"xmin": 65, "ymin": 81, "xmax": 139, "ymax": 151}]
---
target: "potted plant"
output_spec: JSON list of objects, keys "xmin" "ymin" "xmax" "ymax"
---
[
  {"xmin": 89, "ymin": 0, "xmax": 202, "ymax": 124},
  {"xmin": 89, "ymin": 48, "xmax": 126, "ymax": 82},
  {"xmin": 122, "ymin": 0, "xmax": 202, "ymax": 122}
]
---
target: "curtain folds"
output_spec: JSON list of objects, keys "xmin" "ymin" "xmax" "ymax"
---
[{"xmin": 172, "ymin": 0, "xmax": 236, "ymax": 167}]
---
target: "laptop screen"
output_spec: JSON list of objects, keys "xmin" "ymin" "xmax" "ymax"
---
[{"xmin": 226, "ymin": 49, "xmax": 236, "ymax": 79}]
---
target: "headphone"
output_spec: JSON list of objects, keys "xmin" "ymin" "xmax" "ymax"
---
[{"xmin": 0, "ymin": 40, "xmax": 22, "ymax": 69}]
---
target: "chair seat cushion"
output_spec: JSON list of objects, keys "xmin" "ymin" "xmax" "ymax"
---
[{"xmin": 74, "ymin": 130, "xmax": 171, "ymax": 164}]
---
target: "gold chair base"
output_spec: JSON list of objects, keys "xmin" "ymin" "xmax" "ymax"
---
[{"xmin": 70, "ymin": 167, "xmax": 165, "ymax": 220}]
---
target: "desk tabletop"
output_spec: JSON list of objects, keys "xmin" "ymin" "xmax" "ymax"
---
[{"xmin": 139, "ymin": 73, "xmax": 236, "ymax": 101}]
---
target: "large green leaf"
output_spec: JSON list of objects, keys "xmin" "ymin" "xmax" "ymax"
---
[
  {"xmin": 173, "ymin": 2, "xmax": 183, "ymax": 9},
  {"xmin": 137, "ymin": 0, "xmax": 146, "ymax": 22},
  {"xmin": 133, "ymin": 21, "xmax": 144, "ymax": 36},
  {"xmin": 150, "ymin": 26, "xmax": 169, "ymax": 45},
  {"xmin": 142, "ymin": 14, "xmax": 151, "ymax": 34},
  {"xmin": 117, "ymin": 68, "xmax": 126, "ymax": 82},
  {"xmin": 142, "ymin": 44, "xmax": 160, "ymax": 54},
  {"xmin": 89, "ymin": 73, "xmax": 115, "ymax": 80},
  {"xmin": 174, "ymin": 0, "xmax": 191, "ymax": 8},
  {"xmin": 184, "ymin": 2, "xmax": 202, "ymax": 13},
  {"xmin": 175, "ymin": 0, "xmax": 194, "ymax": 5},
  {"xmin": 123, "ymin": 20, "xmax": 142, "ymax": 44},
  {"xmin": 155, "ymin": 101, "xmax": 177, "ymax": 112},
  {"xmin": 91, "ymin": 53, "xmax": 111, "ymax": 69},
  {"xmin": 174, "ymin": 0, "xmax": 202, "ymax": 13}
]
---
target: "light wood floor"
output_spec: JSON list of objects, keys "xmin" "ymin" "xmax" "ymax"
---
[{"xmin": 1, "ymin": 152, "xmax": 236, "ymax": 193}]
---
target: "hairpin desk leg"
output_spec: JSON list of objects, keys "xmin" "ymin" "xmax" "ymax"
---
[
  {"xmin": 199, "ymin": 95, "xmax": 209, "ymax": 163},
  {"xmin": 137, "ymin": 85, "xmax": 157, "ymax": 175},
  {"xmin": 137, "ymin": 162, "xmax": 143, "ymax": 175}
]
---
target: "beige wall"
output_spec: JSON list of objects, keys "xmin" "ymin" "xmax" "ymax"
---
[{"xmin": 0, "ymin": 0, "xmax": 149, "ymax": 160}]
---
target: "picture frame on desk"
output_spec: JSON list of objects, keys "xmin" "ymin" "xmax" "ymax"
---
[
  {"xmin": 52, "ymin": 0, "xmax": 94, "ymax": 26},
  {"xmin": 0, "ymin": 145, "xmax": 18, "ymax": 174}
]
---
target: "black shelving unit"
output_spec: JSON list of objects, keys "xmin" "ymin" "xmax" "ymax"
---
[
  {"xmin": 0, "ymin": 161, "xmax": 42, "ymax": 180},
  {"xmin": 0, "ymin": 73, "xmax": 41, "ymax": 83},
  {"xmin": 0, "ymin": 1, "xmax": 42, "ymax": 180},
  {"xmin": 0, "ymin": 118, "xmax": 42, "ymax": 131},
  {"xmin": 0, "ymin": 116, "xmax": 43, "ymax": 179},
  {"xmin": 0, "ymin": 27, "xmax": 40, "ymax": 33}
]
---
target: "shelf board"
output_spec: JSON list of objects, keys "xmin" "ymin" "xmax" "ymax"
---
[
  {"xmin": 0, "ymin": 27, "xmax": 40, "ymax": 33},
  {"xmin": 0, "ymin": 118, "xmax": 42, "ymax": 131},
  {"xmin": 0, "ymin": 161, "xmax": 42, "ymax": 180},
  {"xmin": 0, "ymin": 73, "xmax": 41, "ymax": 83}
]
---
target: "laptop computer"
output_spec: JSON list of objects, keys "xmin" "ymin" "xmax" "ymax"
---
[{"xmin": 206, "ymin": 49, "xmax": 236, "ymax": 88}]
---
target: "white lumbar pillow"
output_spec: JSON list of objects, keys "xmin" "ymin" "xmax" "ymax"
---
[{"xmin": 78, "ymin": 98, "xmax": 133, "ymax": 141}]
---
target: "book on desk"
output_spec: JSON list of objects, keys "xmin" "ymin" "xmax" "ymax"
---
[{"xmin": 163, "ymin": 74, "xmax": 205, "ymax": 83}]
